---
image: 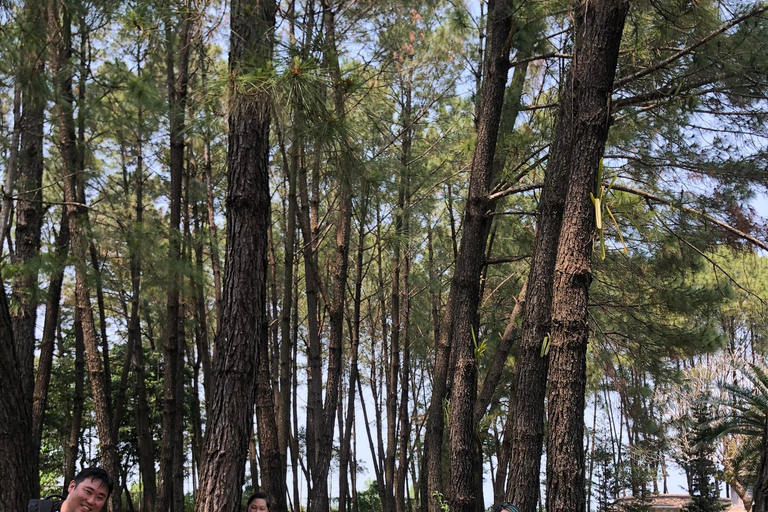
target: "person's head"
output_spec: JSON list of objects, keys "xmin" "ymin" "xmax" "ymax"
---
[
  {"xmin": 246, "ymin": 491, "xmax": 270, "ymax": 512},
  {"xmin": 495, "ymin": 503, "xmax": 520, "ymax": 512},
  {"xmin": 62, "ymin": 467, "xmax": 114, "ymax": 512}
]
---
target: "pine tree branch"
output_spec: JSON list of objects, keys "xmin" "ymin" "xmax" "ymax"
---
[
  {"xmin": 488, "ymin": 182, "xmax": 542, "ymax": 201},
  {"xmin": 612, "ymin": 73, "xmax": 730, "ymax": 111},
  {"xmin": 610, "ymin": 183, "xmax": 768, "ymax": 252},
  {"xmin": 657, "ymin": 217, "xmax": 767, "ymax": 306},
  {"xmin": 614, "ymin": 5, "xmax": 768, "ymax": 90},
  {"xmin": 509, "ymin": 52, "xmax": 571, "ymax": 69},
  {"xmin": 484, "ymin": 254, "xmax": 530, "ymax": 265}
]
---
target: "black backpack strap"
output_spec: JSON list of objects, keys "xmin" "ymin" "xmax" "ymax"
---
[
  {"xmin": 28, "ymin": 495, "xmax": 63, "ymax": 512},
  {"xmin": 28, "ymin": 499, "xmax": 50, "ymax": 512}
]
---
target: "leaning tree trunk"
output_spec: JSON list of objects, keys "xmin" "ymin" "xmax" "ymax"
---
[
  {"xmin": 545, "ymin": 4, "xmax": 629, "ymax": 512},
  {"xmin": 48, "ymin": 1, "xmax": 122, "ymax": 509},
  {"xmin": 194, "ymin": 0, "xmax": 276, "ymax": 509},
  {"xmin": 31, "ymin": 209, "xmax": 69, "ymax": 457},
  {"xmin": 446, "ymin": 1, "xmax": 514, "ymax": 512}
]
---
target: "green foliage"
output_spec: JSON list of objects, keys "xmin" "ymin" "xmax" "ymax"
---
[
  {"xmin": 682, "ymin": 398, "xmax": 728, "ymax": 512},
  {"xmin": 432, "ymin": 491, "xmax": 451, "ymax": 512},
  {"xmin": 358, "ymin": 481, "xmax": 383, "ymax": 512}
]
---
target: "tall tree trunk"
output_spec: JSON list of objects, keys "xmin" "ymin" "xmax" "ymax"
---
[
  {"xmin": 11, "ymin": 0, "xmax": 47, "ymax": 493},
  {"xmin": 195, "ymin": 0, "xmax": 276, "ymax": 508},
  {"xmin": 307, "ymin": 5, "xmax": 353, "ymax": 512},
  {"xmin": 157, "ymin": 4, "xmax": 194, "ymax": 510},
  {"xmin": 277, "ymin": 130, "xmax": 298, "ymax": 489},
  {"xmin": 395, "ymin": 79, "xmax": 413, "ymax": 512},
  {"xmin": 0, "ymin": 276, "xmax": 34, "ymax": 512},
  {"xmin": 446, "ymin": 2, "xmax": 514, "ymax": 512},
  {"xmin": 299, "ymin": 140, "xmax": 322, "ymax": 487},
  {"xmin": 34, "ymin": 11, "xmax": 79, "ymax": 462},
  {"xmin": 423, "ymin": 4, "xmax": 516, "ymax": 500},
  {"xmin": 339, "ymin": 193, "xmax": 369, "ymax": 512},
  {"xmin": 48, "ymin": 1, "xmax": 122, "ymax": 510},
  {"xmin": 256, "ymin": 295, "xmax": 289, "ymax": 512},
  {"xmin": 545, "ymin": 4, "xmax": 629, "ymax": 512},
  {"xmin": 31, "ymin": 209, "xmax": 70, "ymax": 455},
  {"xmin": 126, "ymin": 47, "xmax": 157, "ymax": 509},
  {"xmin": 504, "ymin": 38, "xmax": 577, "ymax": 512}
]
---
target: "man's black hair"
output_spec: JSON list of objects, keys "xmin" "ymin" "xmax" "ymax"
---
[{"xmin": 72, "ymin": 467, "xmax": 114, "ymax": 497}]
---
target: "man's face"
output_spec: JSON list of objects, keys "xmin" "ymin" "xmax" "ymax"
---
[{"xmin": 62, "ymin": 477, "xmax": 109, "ymax": 512}]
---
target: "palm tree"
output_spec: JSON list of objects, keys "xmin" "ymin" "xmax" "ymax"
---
[{"xmin": 706, "ymin": 362, "xmax": 768, "ymax": 510}]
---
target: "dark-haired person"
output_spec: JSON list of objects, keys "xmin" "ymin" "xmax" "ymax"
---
[
  {"xmin": 246, "ymin": 491, "xmax": 270, "ymax": 512},
  {"xmin": 28, "ymin": 467, "xmax": 114, "ymax": 512},
  {"xmin": 495, "ymin": 502, "xmax": 521, "ymax": 512}
]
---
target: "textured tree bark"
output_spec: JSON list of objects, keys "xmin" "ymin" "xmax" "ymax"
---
[
  {"xmin": 545, "ymin": 4, "xmax": 629, "ymax": 512},
  {"xmin": 0, "ymin": 279, "xmax": 35, "ymax": 512},
  {"xmin": 446, "ymin": 2, "xmax": 514, "ymax": 512},
  {"xmin": 10, "ymin": 0, "xmax": 47, "ymax": 493},
  {"xmin": 195, "ymin": 0, "xmax": 276, "ymax": 509},
  {"xmin": 503, "ymin": 21, "xmax": 587, "ymax": 512}
]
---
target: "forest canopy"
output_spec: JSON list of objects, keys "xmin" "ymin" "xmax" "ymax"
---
[{"xmin": 1, "ymin": 1, "xmax": 768, "ymax": 512}]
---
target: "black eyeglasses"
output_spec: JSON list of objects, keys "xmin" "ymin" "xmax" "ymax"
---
[{"xmin": 496, "ymin": 502, "xmax": 521, "ymax": 512}]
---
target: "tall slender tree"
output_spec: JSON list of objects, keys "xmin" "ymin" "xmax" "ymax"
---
[
  {"xmin": 195, "ymin": 0, "xmax": 276, "ymax": 509},
  {"xmin": 545, "ymin": 4, "xmax": 630, "ymax": 512},
  {"xmin": 445, "ymin": 1, "xmax": 514, "ymax": 512},
  {"xmin": 11, "ymin": 0, "xmax": 47, "ymax": 492},
  {"xmin": 156, "ymin": 0, "xmax": 195, "ymax": 509},
  {"xmin": 307, "ymin": 3, "xmax": 354, "ymax": 512}
]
